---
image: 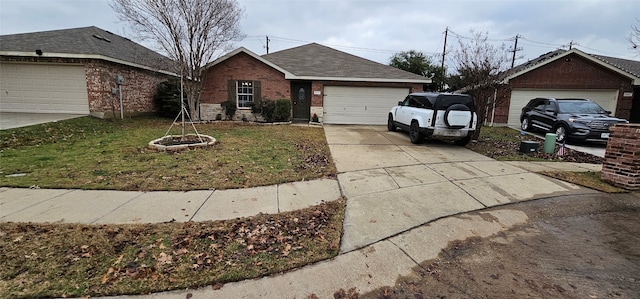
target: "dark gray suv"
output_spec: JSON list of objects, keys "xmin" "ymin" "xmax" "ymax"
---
[{"xmin": 520, "ymin": 98, "xmax": 628, "ymax": 143}]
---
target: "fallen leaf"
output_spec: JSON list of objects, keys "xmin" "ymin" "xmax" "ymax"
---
[
  {"xmin": 282, "ymin": 244, "xmax": 292, "ymax": 256},
  {"xmin": 156, "ymin": 252, "xmax": 173, "ymax": 265}
]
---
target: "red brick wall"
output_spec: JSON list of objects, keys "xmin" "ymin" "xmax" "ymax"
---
[
  {"xmin": 493, "ymin": 53, "xmax": 635, "ymax": 123},
  {"xmin": 85, "ymin": 60, "xmax": 170, "ymax": 118},
  {"xmin": 601, "ymin": 124, "xmax": 640, "ymax": 190},
  {"xmin": 200, "ymin": 52, "xmax": 289, "ymax": 104},
  {"xmin": 1, "ymin": 56, "xmax": 172, "ymax": 118}
]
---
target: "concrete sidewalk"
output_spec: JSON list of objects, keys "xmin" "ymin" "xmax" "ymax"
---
[
  {"xmin": 0, "ymin": 179, "xmax": 340, "ymax": 224},
  {"xmin": 0, "ymin": 124, "xmax": 608, "ymax": 298}
]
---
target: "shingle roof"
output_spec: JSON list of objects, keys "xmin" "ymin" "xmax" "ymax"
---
[
  {"xmin": 591, "ymin": 53, "xmax": 640, "ymax": 78},
  {"xmin": 506, "ymin": 49, "xmax": 640, "ymax": 83},
  {"xmin": 0, "ymin": 26, "xmax": 176, "ymax": 74},
  {"xmin": 262, "ymin": 43, "xmax": 429, "ymax": 83}
]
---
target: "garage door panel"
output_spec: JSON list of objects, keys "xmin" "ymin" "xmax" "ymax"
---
[
  {"xmin": 0, "ymin": 63, "xmax": 89, "ymax": 114},
  {"xmin": 507, "ymin": 89, "xmax": 619, "ymax": 127},
  {"xmin": 323, "ymin": 86, "xmax": 409, "ymax": 124}
]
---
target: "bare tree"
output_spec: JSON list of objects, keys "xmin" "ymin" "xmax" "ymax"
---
[
  {"xmin": 628, "ymin": 19, "xmax": 640, "ymax": 54},
  {"xmin": 451, "ymin": 30, "xmax": 510, "ymax": 138},
  {"xmin": 110, "ymin": 0, "xmax": 245, "ymax": 120}
]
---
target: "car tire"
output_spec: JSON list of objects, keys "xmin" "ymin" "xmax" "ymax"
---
[
  {"xmin": 387, "ymin": 114, "xmax": 396, "ymax": 132},
  {"xmin": 444, "ymin": 104, "xmax": 471, "ymax": 129},
  {"xmin": 521, "ymin": 117, "xmax": 532, "ymax": 132},
  {"xmin": 454, "ymin": 135, "xmax": 471, "ymax": 146},
  {"xmin": 409, "ymin": 121, "xmax": 423, "ymax": 144},
  {"xmin": 555, "ymin": 125, "xmax": 568, "ymax": 143}
]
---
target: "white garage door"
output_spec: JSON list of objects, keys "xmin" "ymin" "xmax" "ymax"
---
[
  {"xmin": 323, "ymin": 86, "xmax": 410, "ymax": 124},
  {"xmin": 0, "ymin": 62, "xmax": 89, "ymax": 114},
  {"xmin": 507, "ymin": 89, "xmax": 619, "ymax": 127}
]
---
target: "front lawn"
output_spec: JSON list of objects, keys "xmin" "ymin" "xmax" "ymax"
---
[{"xmin": 0, "ymin": 117, "xmax": 336, "ymax": 191}]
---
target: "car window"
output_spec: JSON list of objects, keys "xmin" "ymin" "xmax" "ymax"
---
[
  {"xmin": 413, "ymin": 96, "xmax": 432, "ymax": 108},
  {"xmin": 558, "ymin": 101, "xmax": 607, "ymax": 114},
  {"xmin": 401, "ymin": 96, "xmax": 411, "ymax": 106},
  {"xmin": 534, "ymin": 100, "xmax": 546, "ymax": 110}
]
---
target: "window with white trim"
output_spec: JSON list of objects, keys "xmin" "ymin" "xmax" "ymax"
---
[{"xmin": 237, "ymin": 81, "xmax": 253, "ymax": 108}]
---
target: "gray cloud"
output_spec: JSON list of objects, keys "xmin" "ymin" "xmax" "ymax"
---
[{"xmin": 1, "ymin": 0, "xmax": 638, "ymax": 69}]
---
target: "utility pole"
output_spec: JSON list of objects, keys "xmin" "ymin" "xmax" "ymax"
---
[
  {"xmin": 440, "ymin": 27, "xmax": 448, "ymax": 91},
  {"xmin": 266, "ymin": 35, "xmax": 270, "ymax": 54},
  {"xmin": 509, "ymin": 34, "xmax": 522, "ymax": 68}
]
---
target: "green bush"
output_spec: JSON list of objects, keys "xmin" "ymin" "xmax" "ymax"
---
[
  {"xmin": 221, "ymin": 100, "xmax": 237, "ymax": 120},
  {"xmin": 154, "ymin": 78, "xmax": 185, "ymax": 118},
  {"xmin": 250, "ymin": 98, "xmax": 275, "ymax": 122},
  {"xmin": 274, "ymin": 99, "xmax": 291, "ymax": 122}
]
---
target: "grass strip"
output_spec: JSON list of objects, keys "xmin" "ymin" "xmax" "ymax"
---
[{"xmin": 0, "ymin": 198, "xmax": 345, "ymax": 298}]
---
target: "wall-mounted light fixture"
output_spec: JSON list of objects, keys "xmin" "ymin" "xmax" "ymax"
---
[{"xmin": 35, "ymin": 49, "xmax": 43, "ymax": 56}]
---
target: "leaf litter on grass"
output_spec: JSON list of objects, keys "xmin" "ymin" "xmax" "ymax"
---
[{"xmin": 0, "ymin": 198, "xmax": 346, "ymax": 298}]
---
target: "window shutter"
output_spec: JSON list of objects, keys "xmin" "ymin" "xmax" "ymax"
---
[
  {"xmin": 253, "ymin": 80, "xmax": 261, "ymax": 101},
  {"xmin": 227, "ymin": 80, "xmax": 236, "ymax": 103}
]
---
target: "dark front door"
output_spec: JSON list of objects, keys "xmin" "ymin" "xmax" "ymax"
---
[{"xmin": 291, "ymin": 82, "xmax": 311, "ymax": 121}]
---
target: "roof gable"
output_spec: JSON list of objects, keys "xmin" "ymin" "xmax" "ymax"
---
[
  {"xmin": 204, "ymin": 46, "xmax": 293, "ymax": 77},
  {"xmin": 262, "ymin": 43, "xmax": 430, "ymax": 83},
  {"xmin": 0, "ymin": 26, "xmax": 176, "ymax": 74},
  {"xmin": 505, "ymin": 49, "xmax": 640, "ymax": 85}
]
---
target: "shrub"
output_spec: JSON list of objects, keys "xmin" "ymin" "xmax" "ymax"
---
[
  {"xmin": 274, "ymin": 99, "xmax": 291, "ymax": 122},
  {"xmin": 221, "ymin": 100, "xmax": 237, "ymax": 120},
  {"xmin": 250, "ymin": 98, "xmax": 276, "ymax": 122},
  {"xmin": 154, "ymin": 78, "xmax": 185, "ymax": 118}
]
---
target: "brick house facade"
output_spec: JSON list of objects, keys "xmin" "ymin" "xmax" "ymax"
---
[
  {"xmin": 487, "ymin": 49, "xmax": 639, "ymax": 126},
  {"xmin": 200, "ymin": 44, "xmax": 428, "ymax": 123},
  {"xmin": 0, "ymin": 26, "xmax": 176, "ymax": 118}
]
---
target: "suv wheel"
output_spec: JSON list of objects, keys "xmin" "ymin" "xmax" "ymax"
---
[
  {"xmin": 387, "ymin": 114, "xmax": 396, "ymax": 132},
  {"xmin": 555, "ymin": 125, "xmax": 568, "ymax": 143},
  {"xmin": 521, "ymin": 117, "xmax": 531, "ymax": 131},
  {"xmin": 409, "ymin": 121, "xmax": 423, "ymax": 144}
]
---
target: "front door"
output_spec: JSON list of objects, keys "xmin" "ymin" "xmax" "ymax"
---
[{"xmin": 291, "ymin": 82, "xmax": 311, "ymax": 121}]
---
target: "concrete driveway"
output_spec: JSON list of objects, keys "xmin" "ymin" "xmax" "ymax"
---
[
  {"xmin": 324, "ymin": 125, "xmax": 600, "ymax": 253},
  {"xmin": 0, "ymin": 112, "xmax": 87, "ymax": 130}
]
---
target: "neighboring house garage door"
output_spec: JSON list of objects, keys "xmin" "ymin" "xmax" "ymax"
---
[
  {"xmin": 323, "ymin": 86, "xmax": 410, "ymax": 125},
  {"xmin": 0, "ymin": 62, "xmax": 89, "ymax": 114},
  {"xmin": 507, "ymin": 89, "xmax": 619, "ymax": 127}
]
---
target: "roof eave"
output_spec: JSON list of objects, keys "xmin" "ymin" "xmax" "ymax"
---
[
  {"xmin": 0, "ymin": 51, "xmax": 178, "ymax": 76},
  {"xmin": 502, "ymin": 49, "xmax": 640, "ymax": 85},
  {"xmin": 284, "ymin": 75, "xmax": 431, "ymax": 84}
]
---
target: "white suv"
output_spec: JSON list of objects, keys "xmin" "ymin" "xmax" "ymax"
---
[{"xmin": 388, "ymin": 92, "xmax": 477, "ymax": 145}]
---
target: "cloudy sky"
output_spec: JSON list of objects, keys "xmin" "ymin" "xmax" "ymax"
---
[{"xmin": 1, "ymin": 0, "xmax": 638, "ymax": 71}]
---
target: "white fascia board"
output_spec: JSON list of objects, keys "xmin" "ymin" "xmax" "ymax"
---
[
  {"xmin": 503, "ymin": 49, "xmax": 640, "ymax": 85},
  {"xmin": 205, "ymin": 47, "xmax": 293, "ymax": 77},
  {"xmin": 0, "ymin": 51, "xmax": 179, "ymax": 76},
  {"xmin": 286, "ymin": 75, "xmax": 431, "ymax": 84}
]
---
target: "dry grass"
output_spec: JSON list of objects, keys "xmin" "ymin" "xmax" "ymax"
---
[
  {"xmin": 539, "ymin": 171, "xmax": 627, "ymax": 193},
  {"xmin": 0, "ymin": 199, "xmax": 346, "ymax": 298},
  {"xmin": 0, "ymin": 117, "xmax": 336, "ymax": 190}
]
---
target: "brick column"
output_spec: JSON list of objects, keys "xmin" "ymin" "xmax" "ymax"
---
[{"xmin": 601, "ymin": 124, "xmax": 640, "ymax": 190}]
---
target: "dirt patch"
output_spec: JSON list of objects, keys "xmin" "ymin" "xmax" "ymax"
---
[{"xmin": 358, "ymin": 193, "xmax": 640, "ymax": 298}]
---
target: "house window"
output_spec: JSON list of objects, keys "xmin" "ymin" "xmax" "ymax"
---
[{"xmin": 237, "ymin": 81, "xmax": 253, "ymax": 108}]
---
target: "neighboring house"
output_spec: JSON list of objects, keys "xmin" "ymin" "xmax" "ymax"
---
[
  {"xmin": 0, "ymin": 26, "xmax": 176, "ymax": 118},
  {"xmin": 200, "ymin": 43, "xmax": 430, "ymax": 124},
  {"xmin": 488, "ymin": 49, "xmax": 640, "ymax": 126}
]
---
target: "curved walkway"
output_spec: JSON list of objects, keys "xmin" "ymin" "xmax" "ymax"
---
[{"xmin": 0, "ymin": 125, "xmax": 605, "ymax": 298}]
